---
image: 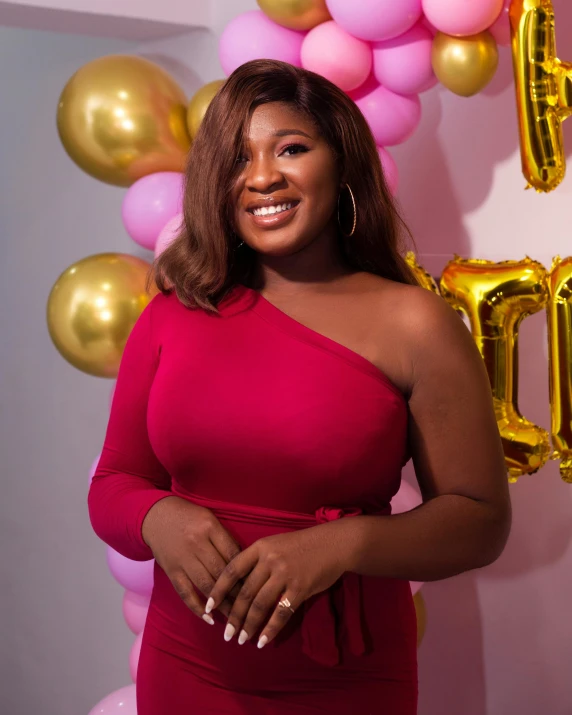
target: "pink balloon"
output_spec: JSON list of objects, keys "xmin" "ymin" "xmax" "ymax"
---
[
  {"xmin": 219, "ymin": 11, "xmax": 304, "ymax": 76},
  {"xmin": 373, "ymin": 22, "xmax": 436, "ymax": 96},
  {"xmin": 422, "ymin": 0, "xmax": 503, "ymax": 37},
  {"xmin": 106, "ymin": 547, "xmax": 154, "ymax": 597},
  {"xmin": 109, "ymin": 381, "xmax": 116, "ymax": 411},
  {"xmin": 88, "ymin": 685, "xmax": 136, "ymax": 715},
  {"xmin": 301, "ymin": 21, "xmax": 372, "ymax": 92},
  {"xmin": 155, "ymin": 213, "xmax": 183, "ymax": 259},
  {"xmin": 392, "ymin": 481, "xmax": 424, "ymax": 595},
  {"xmin": 352, "ymin": 77, "xmax": 421, "ymax": 146},
  {"xmin": 122, "ymin": 172, "xmax": 184, "ymax": 251},
  {"xmin": 123, "ymin": 590, "xmax": 150, "ymax": 635},
  {"xmin": 88, "ymin": 454, "xmax": 101, "ymax": 488},
  {"xmin": 129, "ymin": 632, "xmax": 143, "ymax": 683},
  {"xmin": 326, "ymin": 0, "xmax": 422, "ymax": 42},
  {"xmin": 377, "ymin": 147, "xmax": 399, "ymax": 196},
  {"xmin": 489, "ymin": 0, "xmax": 511, "ymax": 47}
]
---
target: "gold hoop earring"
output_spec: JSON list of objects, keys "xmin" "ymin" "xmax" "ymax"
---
[{"xmin": 337, "ymin": 183, "xmax": 357, "ymax": 238}]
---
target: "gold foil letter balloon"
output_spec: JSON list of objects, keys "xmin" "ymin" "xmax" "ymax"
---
[
  {"xmin": 509, "ymin": 0, "xmax": 572, "ymax": 192},
  {"xmin": 257, "ymin": 0, "xmax": 331, "ymax": 30},
  {"xmin": 57, "ymin": 55, "xmax": 190, "ymax": 187},
  {"xmin": 47, "ymin": 254, "xmax": 153, "ymax": 378},
  {"xmin": 405, "ymin": 252, "xmax": 440, "ymax": 294},
  {"xmin": 440, "ymin": 257, "xmax": 550, "ymax": 481},
  {"xmin": 547, "ymin": 258, "xmax": 572, "ymax": 482},
  {"xmin": 432, "ymin": 31, "xmax": 499, "ymax": 97},
  {"xmin": 186, "ymin": 80, "xmax": 225, "ymax": 141}
]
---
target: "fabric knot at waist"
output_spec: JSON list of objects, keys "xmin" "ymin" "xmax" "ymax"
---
[{"xmin": 172, "ymin": 488, "xmax": 390, "ymax": 667}]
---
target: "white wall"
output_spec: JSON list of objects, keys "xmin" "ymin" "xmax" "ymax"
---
[{"xmin": 2, "ymin": 2, "xmax": 572, "ymax": 713}]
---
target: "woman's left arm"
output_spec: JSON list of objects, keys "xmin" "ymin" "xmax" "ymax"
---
[{"xmin": 339, "ymin": 288, "xmax": 511, "ymax": 582}]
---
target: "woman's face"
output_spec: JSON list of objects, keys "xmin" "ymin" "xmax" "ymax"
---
[{"xmin": 232, "ymin": 102, "xmax": 340, "ymax": 257}]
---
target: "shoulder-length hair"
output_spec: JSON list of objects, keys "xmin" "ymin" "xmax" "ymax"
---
[{"xmin": 153, "ymin": 59, "xmax": 417, "ymax": 310}]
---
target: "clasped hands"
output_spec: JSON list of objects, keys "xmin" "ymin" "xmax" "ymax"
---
[{"xmin": 142, "ymin": 496, "xmax": 354, "ymax": 650}]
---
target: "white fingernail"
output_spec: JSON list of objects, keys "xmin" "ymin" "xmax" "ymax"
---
[
  {"xmin": 224, "ymin": 623, "xmax": 235, "ymax": 642},
  {"xmin": 257, "ymin": 635, "xmax": 268, "ymax": 649},
  {"xmin": 238, "ymin": 629, "xmax": 249, "ymax": 645},
  {"xmin": 202, "ymin": 614, "xmax": 215, "ymax": 625},
  {"xmin": 205, "ymin": 597, "xmax": 215, "ymax": 614}
]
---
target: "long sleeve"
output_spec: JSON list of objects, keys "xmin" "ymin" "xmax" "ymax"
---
[{"xmin": 88, "ymin": 296, "xmax": 175, "ymax": 561}]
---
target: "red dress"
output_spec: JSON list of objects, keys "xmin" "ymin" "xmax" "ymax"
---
[{"xmin": 89, "ymin": 285, "xmax": 418, "ymax": 714}]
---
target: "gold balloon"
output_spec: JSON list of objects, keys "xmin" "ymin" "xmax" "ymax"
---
[
  {"xmin": 547, "ymin": 257, "xmax": 572, "ymax": 482},
  {"xmin": 186, "ymin": 80, "xmax": 225, "ymax": 141},
  {"xmin": 257, "ymin": 0, "xmax": 331, "ymax": 30},
  {"xmin": 57, "ymin": 55, "xmax": 190, "ymax": 187},
  {"xmin": 432, "ymin": 31, "xmax": 499, "ymax": 97},
  {"xmin": 509, "ymin": 0, "xmax": 572, "ymax": 192},
  {"xmin": 440, "ymin": 257, "xmax": 550, "ymax": 481},
  {"xmin": 405, "ymin": 252, "xmax": 440, "ymax": 294},
  {"xmin": 47, "ymin": 253, "xmax": 154, "ymax": 378},
  {"xmin": 413, "ymin": 591, "xmax": 427, "ymax": 648}
]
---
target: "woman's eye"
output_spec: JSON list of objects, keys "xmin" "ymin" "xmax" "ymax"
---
[
  {"xmin": 282, "ymin": 144, "xmax": 309, "ymax": 156},
  {"xmin": 236, "ymin": 155, "xmax": 248, "ymax": 165}
]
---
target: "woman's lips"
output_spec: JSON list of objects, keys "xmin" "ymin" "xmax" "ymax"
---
[{"xmin": 246, "ymin": 202, "xmax": 300, "ymax": 229}]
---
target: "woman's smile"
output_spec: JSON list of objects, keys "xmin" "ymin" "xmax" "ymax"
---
[{"xmin": 246, "ymin": 199, "xmax": 301, "ymax": 228}]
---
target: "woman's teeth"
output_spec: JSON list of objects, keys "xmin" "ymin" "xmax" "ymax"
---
[{"xmin": 252, "ymin": 202, "xmax": 294, "ymax": 217}]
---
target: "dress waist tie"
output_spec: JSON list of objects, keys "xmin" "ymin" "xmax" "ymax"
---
[{"xmin": 172, "ymin": 488, "xmax": 390, "ymax": 667}]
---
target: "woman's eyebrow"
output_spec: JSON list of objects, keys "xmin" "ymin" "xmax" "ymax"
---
[{"xmin": 273, "ymin": 129, "xmax": 313, "ymax": 139}]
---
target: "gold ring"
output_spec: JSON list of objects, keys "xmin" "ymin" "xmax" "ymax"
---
[{"xmin": 278, "ymin": 597, "xmax": 295, "ymax": 614}]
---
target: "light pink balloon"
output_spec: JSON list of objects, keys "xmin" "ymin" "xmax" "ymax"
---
[
  {"xmin": 326, "ymin": 0, "xmax": 422, "ymax": 42},
  {"xmin": 155, "ymin": 213, "xmax": 183, "ymax": 259},
  {"xmin": 352, "ymin": 76, "xmax": 421, "ymax": 146},
  {"xmin": 301, "ymin": 22, "xmax": 372, "ymax": 92},
  {"xmin": 373, "ymin": 22, "xmax": 436, "ymax": 96},
  {"xmin": 88, "ymin": 454, "xmax": 101, "ymax": 488},
  {"xmin": 219, "ymin": 11, "xmax": 304, "ymax": 76},
  {"xmin": 88, "ymin": 684, "xmax": 136, "ymax": 715},
  {"xmin": 122, "ymin": 172, "xmax": 184, "ymax": 251},
  {"xmin": 489, "ymin": 0, "xmax": 511, "ymax": 47},
  {"xmin": 392, "ymin": 480, "xmax": 424, "ymax": 595},
  {"xmin": 377, "ymin": 147, "xmax": 399, "ymax": 196},
  {"xmin": 422, "ymin": 0, "xmax": 503, "ymax": 37},
  {"xmin": 129, "ymin": 632, "xmax": 143, "ymax": 683},
  {"xmin": 123, "ymin": 590, "xmax": 150, "ymax": 635},
  {"xmin": 107, "ymin": 547, "xmax": 154, "ymax": 597}
]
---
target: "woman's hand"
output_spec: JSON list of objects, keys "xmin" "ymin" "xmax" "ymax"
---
[
  {"xmin": 142, "ymin": 496, "xmax": 243, "ymax": 623},
  {"xmin": 204, "ymin": 524, "xmax": 350, "ymax": 649}
]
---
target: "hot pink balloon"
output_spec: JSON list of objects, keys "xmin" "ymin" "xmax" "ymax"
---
[
  {"xmin": 219, "ymin": 11, "xmax": 304, "ymax": 76},
  {"xmin": 88, "ymin": 454, "xmax": 101, "ymax": 488},
  {"xmin": 377, "ymin": 147, "xmax": 399, "ymax": 196},
  {"xmin": 301, "ymin": 21, "xmax": 372, "ymax": 92},
  {"xmin": 123, "ymin": 590, "xmax": 150, "ymax": 635},
  {"xmin": 122, "ymin": 172, "xmax": 184, "ymax": 251},
  {"xmin": 422, "ymin": 0, "xmax": 503, "ymax": 37},
  {"xmin": 88, "ymin": 685, "xmax": 137, "ymax": 715},
  {"xmin": 373, "ymin": 23, "xmax": 436, "ymax": 96},
  {"xmin": 352, "ymin": 77, "xmax": 421, "ymax": 146},
  {"xmin": 155, "ymin": 213, "xmax": 183, "ymax": 259},
  {"xmin": 489, "ymin": 0, "xmax": 511, "ymax": 47},
  {"xmin": 392, "ymin": 480, "xmax": 424, "ymax": 595},
  {"xmin": 107, "ymin": 547, "xmax": 154, "ymax": 597},
  {"xmin": 129, "ymin": 632, "xmax": 143, "ymax": 683},
  {"xmin": 326, "ymin": 0, "xmax": 422, "ymax": 42}
]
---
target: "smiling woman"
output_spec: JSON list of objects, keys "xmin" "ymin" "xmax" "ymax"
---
[
  {"xmin": 153, "ymin": 59, "xmax": 417, "ymax": 308},
  {"xmin": 89, "ymin": 59, "xmax": 511, "ymax": 715}
]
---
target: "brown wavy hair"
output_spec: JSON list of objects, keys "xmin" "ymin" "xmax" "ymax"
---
[{"xmin": 153, "ymin": 59, "xmax": 417, "ymax": 310}]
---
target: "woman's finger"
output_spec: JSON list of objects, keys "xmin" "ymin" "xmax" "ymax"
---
[
  {"xmin": 169, "ymin": 569, "xmax": 216, "ymax": 625},
  {"xmin": 205, "ymin": 547, "xmax": 258, "ymax": 615},
  {"xmin": 209, "ymin": 522, "xmax": 242, "ymax": 564},
  {"xmin": 255, "ymin": 587, "xmax": 301, "ymax": 650},
  {"xmin": 221, "ymin": 567, "xmax": 273, "ymax": 643},
  {"xmin": 237, "ymin": 577, "xmax": 286, "ymax": 646}
]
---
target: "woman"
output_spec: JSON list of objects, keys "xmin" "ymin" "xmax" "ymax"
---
[{"xmin": 89, "ymin": 59, "xmax": 511, "ymax": 714}]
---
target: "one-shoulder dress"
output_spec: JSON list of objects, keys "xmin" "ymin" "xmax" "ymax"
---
[{"xmin": 89, "ymin": 285, "xmax": 418, "ymax": 714}]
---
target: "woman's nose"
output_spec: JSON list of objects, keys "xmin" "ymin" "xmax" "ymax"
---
[{"xmin": 245, "ymin": 153, "xmax": 284, "ymax": 192}]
